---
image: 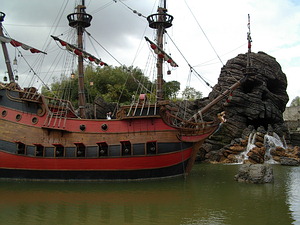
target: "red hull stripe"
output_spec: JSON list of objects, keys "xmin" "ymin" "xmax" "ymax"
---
[
  {"xmin": 0, "ymin": 148, "xmax": 192, "ymax": 171},
  {"xmin": 0, "ymin": 106, "xmax": 175, "ymax": 133}
]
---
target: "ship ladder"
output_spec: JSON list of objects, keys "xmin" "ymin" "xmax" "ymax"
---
[{"xmin": 42, "ymin": 101, "xmax": 68, "ymax": 129}]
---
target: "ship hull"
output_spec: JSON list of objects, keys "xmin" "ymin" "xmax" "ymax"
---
[
  {"xmin": 0, "ymin": 89, "xmax": 216, "ymax": 181},
  {"xmin": 0, "ymin": 151, "xmax": 191, "ymax": 181}
]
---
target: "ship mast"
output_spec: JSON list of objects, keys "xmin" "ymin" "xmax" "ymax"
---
[
  {"xmin": 247, "ymin": 14, "xmax": 252, "ymax": 68},
  {"xmin": 147, "ymin": 0, "xmax": 173, "ymax": 101},
  {"xmin": 67, "ymin": 0, "xmax": 92, "ymax": 118},
  {"xmin": 0, "ymin": 12, "xmax": 15, "ymax": 83},
  {"xmin": 189, "ymin": 14, "xmax": 255, "ymax": 122}
]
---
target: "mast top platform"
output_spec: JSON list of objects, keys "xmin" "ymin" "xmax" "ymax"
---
[
  {"xmin": 67, "ymin": 5, "xmax": 92, "ymax": 28},
  {"xmin": 147, "ymin": 7, "xmax": 173, "ymax": 29}
]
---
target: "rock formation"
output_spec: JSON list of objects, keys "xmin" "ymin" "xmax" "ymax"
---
[
  {"xmin": 208, "ymin": 125, "xmax": 300, "ymax": 164},
  {"xmin": 234, "ymin": 164, "xmax": 274, "ymax": 183},
  {"xmin": 193, "ymin": 51, "xmax": 291, "ymax": 163}
]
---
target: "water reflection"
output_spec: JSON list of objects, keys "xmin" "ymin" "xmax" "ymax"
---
[
  {"xmin": 286, "ymin": 166, "xmax": 300, "ymax": 224},
  {"xmin": 0, "ymin": 164, "xmax": 297, "ymax": 225},
  {"xmin": 1, "ymin": 179, "xmax": 190, "ymax": 225}
]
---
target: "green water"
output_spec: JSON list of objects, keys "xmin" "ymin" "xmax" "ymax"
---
[{"xmin": 0, "ymin": 164, "xmax": 299, "ymax": 225}]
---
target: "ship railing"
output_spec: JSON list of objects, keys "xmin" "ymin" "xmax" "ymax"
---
[
  {"xmin": 120, "ymin": 94, "xmax": 159, "ymax": 119},
  {"xmin": 160, "ymin": 105, "xmax": 219, "ymax": 135},
  {"xmin": 3, "ymin": 85, "xmax": 43, "ymax": 104},
  {"xmin": 42, "ymin": 97, "xmax": 77, "ymax": 129},
  {"xmin": 117, "ymin": 104, "xmax": 159, "ymax": 119},
  {"xmin": 20, "ymin": 87, "xmax": 42, "ymax": 102}
]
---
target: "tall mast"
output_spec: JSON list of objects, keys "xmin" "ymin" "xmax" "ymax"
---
[
  {"xmin": 0, "ymin": 12, "xmax": 15, "ymax": 83},
  {"xmin": 147, "ymin": 0, "xmax": 173, "ymax": 101},
  {"xmin": 247, "ymin": 14, "xmax": 252, "ymax": 68},
  {"xmin": 67, "ymin": 0, "xmax": 92, "ymax": 118}
]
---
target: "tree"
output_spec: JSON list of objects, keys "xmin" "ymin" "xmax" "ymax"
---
[
  {"xmin": 42, "ymin": 65, "xmax": 154, "ymax": 106},
  {"xmin": 290, "ymin": 96, "xmax": 300, "ymax": 107},
  {"xmin": 182, "ymin": 87, "xmax": 202, "ymax": 100},
  {"xmin": 163, "ymin": 80, "xmax": 180, "ymax": 100}
]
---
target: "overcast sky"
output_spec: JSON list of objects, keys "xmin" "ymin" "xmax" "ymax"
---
[{"xmin": 1, "ymin": 0, "xmax": 300, "ymax": 104}]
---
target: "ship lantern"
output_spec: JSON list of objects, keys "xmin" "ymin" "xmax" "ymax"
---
[
  {"xmin": 13, "ymin": 69, "xmax": 18, "ymax": 81},
  {"xmin": 13, "ymin": 57, "xmax": 17, "ymax": 65},
  {"xmin": 0, "ymin": 12, "xmax": 5, "ymax": 22}
]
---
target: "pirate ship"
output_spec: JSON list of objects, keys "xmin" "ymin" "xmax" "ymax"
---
[{"xmin": 0, "ymin": 1, "xmax": 248, "ymax": 181}]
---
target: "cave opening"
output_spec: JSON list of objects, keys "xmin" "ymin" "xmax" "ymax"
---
[
  {"xmin": 246, "ymin": 118, "xmax": 274, "ymax": 130},
  {"xmin": 267, "ymin": 78, "xmax": 285, "ymax": 95},
  {"xmin": 240, "ymin": 79, "xmax": 262, "ymax": 94}
]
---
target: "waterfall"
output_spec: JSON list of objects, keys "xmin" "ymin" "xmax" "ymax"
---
[
  {"xmin": 236, "ymin": 132, "xmax": 256, "ymax": 164},
  {"xmin": 235, "ymin": 132, "xmax": 286, "ymax": 164},
  {"xmin": 264, "ymin": 132, "xmax": 285, "ymax": 163}
]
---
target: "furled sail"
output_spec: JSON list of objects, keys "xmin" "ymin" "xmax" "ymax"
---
[
  {"xmin": 51, "ymin": 35, "xmax": 107, "ymax": 67},
  {"xmin": 145, "ymin": 36, "xmax": 178, "ymax": 67},
  {"xmin": 0, "ymin": 35, "xmax": 46, "ymax": 54}
]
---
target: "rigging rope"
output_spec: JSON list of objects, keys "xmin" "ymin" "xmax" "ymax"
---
[
  {"xmin": 114, "ymin": 0, "xmax": 147, "ymax": 19},
  {"xmin": 165, "ymin": 32, "xmax": 213, "ymax": 89},
  {"xmin": 183, "ymin": 0, "xmax": 224, "ymax": 66},
  {"xmin": 89, "ymin": 1, "xmax": 115, "ymax": 15},
  {"xmin": 85, "ymin": 30, "xmax": 154, "ymax": 95},
  {"xmin": 85, "ymin": 30, "xmax": 123, "ymax": 66},
  {"xmin": 16, "ymin": 51, "xmax": 51, "ymax": 90}
]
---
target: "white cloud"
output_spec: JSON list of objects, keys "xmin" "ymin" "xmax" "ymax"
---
[{"xmin": 1, "ymin": 0, "xmax": 300, "ymax": 104}]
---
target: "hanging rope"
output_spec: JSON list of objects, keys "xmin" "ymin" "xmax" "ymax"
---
[{"xmin": 183, "ymin": 0, "xmax": 224, "ymax": 66}]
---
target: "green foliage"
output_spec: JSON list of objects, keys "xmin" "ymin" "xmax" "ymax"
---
[
  {"xmin": 290, "ymin": 96, "xmax": 300, "ymax": 107},
  {"xmin": 42, "ymin": 65, "xmax": 183, "ymax": 106},
  {"xmin": 182, "ymin": 87, "xmax": 202, "ymax": 100},
  {"xmin": 42, "ymin": 65, "xmax": 153, "ymax": 106},
  {"xmin": 163, "ymin": 80, "xmax": 180, "ymax": 100}
]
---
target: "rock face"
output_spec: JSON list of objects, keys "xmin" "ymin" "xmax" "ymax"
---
[
  {"xmin": 280, "ymin": 157, "xmax": 300, "ymax": 166},
  {"xmin": 193, "ymin": 51, "xmax": 290, "ymax": 162},
  {"xmin": 208, "ymin": 125, "xmax": 300, "ymax": 164},
  {"xmin": 234, "ymin": 164, "xmax": 274, "ymax": 184}
]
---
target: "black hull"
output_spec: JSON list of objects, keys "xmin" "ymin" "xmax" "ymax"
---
[{"xmin": 0, "ymin": 160, "xmax": 189, "ymax": 181}]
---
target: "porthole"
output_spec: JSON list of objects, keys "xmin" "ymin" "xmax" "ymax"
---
[
  {"xmin": 147, "ymin": 141, "xmax": 157, "ymax": 155},
  {"xmin": 1, "ymin": 110, "xmax": 7, "ymax": 117},
  {"xmin": 16, "ymin": 114, "xmax": 22, "ymax": 121},
  {"xmin": 79, "ymin": 124, "xmax": 86, "ymax": 131},
  {"xmin": 16, "ymin": 142, "xmax": 26, "ymax": 154},
  {"xmin": 32, "ymin": 117, "xmax": 38, "ymax": 124},
  {"xmin": 101, "ymin": 123, "xmax": 108, "ymax": 131}
]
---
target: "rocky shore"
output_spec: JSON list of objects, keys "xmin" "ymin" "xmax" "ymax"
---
[{"xmin": 201, "ymin": 125, "xmax": 300, "ymax": 165}]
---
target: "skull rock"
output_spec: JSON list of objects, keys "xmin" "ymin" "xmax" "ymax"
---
[{"xmin": 206, "ymin": 51, "xmax": 289, "ymax": 145}]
